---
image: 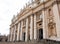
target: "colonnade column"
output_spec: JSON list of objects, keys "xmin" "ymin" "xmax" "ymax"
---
[
  {"xmin": 13, "ymin": 25, "xmax": 16, "ymax": 41},
  {"xmin": 8, "ymin": 34, "xmax": 10, "ymax": 41},
  {"xmin": 34, "ymin": 14, "xmax": 37, "ymax": 40},
  {"xmin": 17, "ymin": 22, "xmax": 20, "ymax": 41},
  {"xmin": 25, "ymin": 18, "xmax": 29, "ymax": 41},
  {"xmin": 30, "ymin": 15, "xmax": 34, "ymax": 40},
  {"xmin": 20, "ymin": 21, "xmax": 23, "ymax": 41},
  {"xmin": 12, "ymin": 27, "xmax": 14, "ymax": 41},
  {"xmin": 10, "ymin": 28, "xmax": 13, "ymax": 41},
  {"xmin": 12, "ymin": 28, "xmax": 14, "ymax": 41},
  {"xmin": 43, "ymin": 10, "xmax": 46, "ymax": 39},
  {"xmin": 43, "ymin": 9, "xmax": 49, "ymax": 39},
  {"xmin": 10, "ymin": 28, "xmax": 11, "ymax": 41}
]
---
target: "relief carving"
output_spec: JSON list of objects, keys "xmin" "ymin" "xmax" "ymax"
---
[{"xmin": 48, "ymin": 8, "xmax": 57, "ymax": 37}]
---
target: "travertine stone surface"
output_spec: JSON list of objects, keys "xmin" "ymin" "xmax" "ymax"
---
[{"xmin": 9, "ymin": 0, "xmax": 60, "ymax": 42}]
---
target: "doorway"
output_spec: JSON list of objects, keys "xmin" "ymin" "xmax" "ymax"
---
[
  {"xmin": 39, "ymin": 29, "xmax": 43, "ymax": 40},
  {"xmin": 23, "ymin": 33, "xmax": 25, "ymax": 41}
]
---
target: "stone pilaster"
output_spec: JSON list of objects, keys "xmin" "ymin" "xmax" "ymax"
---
[
  {"xmin": 25, "ymin": 18, "xmax": 29, "ymax": 41},
  {"xmin": 30, "ymin": 15, "xmax": 34, "ymax": 40}
]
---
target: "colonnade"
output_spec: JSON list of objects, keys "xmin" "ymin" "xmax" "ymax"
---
[
  {"xmin": 8, "ymin": 0, "xmax": 60, "ymax": 42},
  {"xmin": 9, "ymin": 14, "xmax": 38, "ymax": 42}
]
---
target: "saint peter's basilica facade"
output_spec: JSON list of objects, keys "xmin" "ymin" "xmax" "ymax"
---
[{"xmin": 8, "ymin": 0, "xmax": 60, "ymax": 42}]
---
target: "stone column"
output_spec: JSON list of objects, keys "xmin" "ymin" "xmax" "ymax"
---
[
  {"xmin": 13, "ymin": 25, "xmax": 16, "ymax": 41},
  {"xmin": 30, "ymin": 15, "xmax": 34, "ymax": 40},
  {"xmin": 43, "ymin": 10, "xmax": 48, "ymax": 39},
  {"xmin": 19, "ymin": 22, "xmax": 21, "ymax": 40},
  {"xmin": 10, "ymin": 28, "xmax": 11, "ymax": 41},
  {"xmin": 8, "ymin": 35, "xmax": 9, "ymax": 41},
  {"xmin": 43, "ymin": 10, "xmax": 45, "ymax": 39},
  {"xmin": 8, "ymin": 34, "xmax": 11, "ymax": 42},
  {"xmin": 12, "ymin": 27, "xmax": 14, "ymax": 41},
  {"xmin": 12, "ymin": 28, "xmax": 14, "ymax": 41},
  {"xmin": 53, "ymin": 3, "xmax": 60, "ymax": 38},
  {"xmin": 25, "ymin": 18, "xmax": 29, "ymax": 41},
  {"xmin": 10, "ymin": 28, "xmax": 13, "ymax": 41},
  {"xmin": 43, "ymin": 7, "xmax": 50, "ymax": 39},
  {"xmin": 34, "ymin": 14, "xmax": 37, "ymax": 40},
  {"xmin": 20, "ymin": 21, "xmax": 23, "ymax": 41},
  {"xmin": 17, "ymin": 22, "xmax": 20, "ymax": 41}
]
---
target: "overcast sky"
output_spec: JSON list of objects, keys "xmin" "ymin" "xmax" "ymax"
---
[{"xmin": 0, "ymin": 0, "xmax": 30, "ymax": 35}]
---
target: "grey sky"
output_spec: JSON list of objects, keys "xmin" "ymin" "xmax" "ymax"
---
[{"xmin": 0, "ymin": 0, "xmax": 30, "ymax": 35}]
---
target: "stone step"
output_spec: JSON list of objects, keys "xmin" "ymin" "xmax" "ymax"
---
[
  {"xmin": 0, "ymin": 39, "xmax": 60, "ymax": 44},
  {"xmin": 0, "ymin": 42, "xmax": 44, "ymax": 44}
]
